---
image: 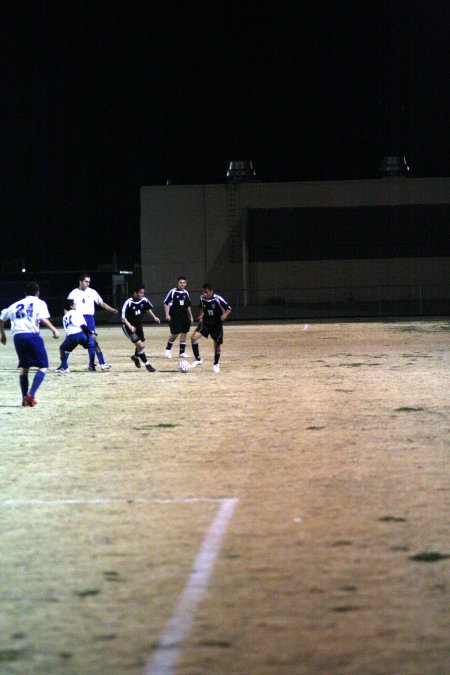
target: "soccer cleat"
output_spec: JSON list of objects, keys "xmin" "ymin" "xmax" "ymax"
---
[
  {"xmin": 179, "ymin": 353, "xmax": 191, "ymax": 358},
  {"xmin": 100, "ymin": 363, "xmax": 112, "ymax": 370},
  {"xmin": 213, "ymin": 364, "xmax": 220, "ymax": 373},
  {"xmin": 55, "ymin": 367, "xmax": 70, "ymax": 374},
  {"xmin": 88, "ymin": 364, "xmax": 97, "ymax": 371},
  {"xmin": 131, "ymin": 355, "xmax": 141, "ymax": 368},
  {"xmin": 23, "ymin": 394, "xmax": 37, "ymax": 407},
  {"xmin": 189, "ymin": 359, "xmax": 202, "ymax": 369},
  {"xmin": 145, "ymin": 363, "xmax": 156, "ymax": 372},
  {"xmin": 164, "ymin": 349, "xmax": 172, "ymax": 358}
]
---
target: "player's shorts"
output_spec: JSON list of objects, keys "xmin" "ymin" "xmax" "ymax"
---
[
  {"xmin": 13, "ymin": 333, "xmax": 49, "ymax": 369},
  {"xmin": 169, "ymin": 314, "xmax": 191, "ymax": 335},
  {"xmin": 60, "ymin": 332, "xmax": 91, "ymax": 353},
  {"xmin": 121, "ymin": 323, "xmax": 145, "ymax": 343},
  {"xmin": 195, "ymin": 322, "xmax": 224, "ymax": 344}
]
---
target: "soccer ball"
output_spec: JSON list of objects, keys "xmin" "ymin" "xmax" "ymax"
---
[{"xmin": 177, "ymin": 359, "xmax": 190, "ymax": 373}]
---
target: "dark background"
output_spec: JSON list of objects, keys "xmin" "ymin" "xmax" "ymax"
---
[{"xmin": 2, "ymin": 0, "xmax": 449, "ymax": 273}]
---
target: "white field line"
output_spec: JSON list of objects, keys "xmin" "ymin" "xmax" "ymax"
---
[
  {"xmin": 1, "ymin": 495, "xmax": 240, "ymax": 673},
  {"xmin": 144, "ymin": 497, "xmax": 239, "ymax": 675}
]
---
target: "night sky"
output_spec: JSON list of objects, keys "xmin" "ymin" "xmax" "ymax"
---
[{"xmin": 2, "ymin": 1, "xmax": 449, "ymax": 273}]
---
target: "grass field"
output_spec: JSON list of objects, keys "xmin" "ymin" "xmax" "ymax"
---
[{"xmin": 0, "ymin": 320, "xmax": 449, "ymax": 674}]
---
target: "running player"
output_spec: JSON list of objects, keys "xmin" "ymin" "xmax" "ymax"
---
[
  {"xmin": 190, "ymin": 283, "xmax": 232, "ymax": 372},
  {"xmin": 67, "ymin": 273, "xmax": 118, "ymax": 371},
  {"xmin": 163, "ymin": 276, "xmax": 194, "ymax": 359},
  {"xmin": 55, "ymin": 299, "xmax": 101, "ymax": 373},
  {"xmin": 0, "ymin": 281, "xmax": 59, "ymax": 406},
  {"xmin": 121, "ymin": 285, "xmax": 160, "ymax": 372}
]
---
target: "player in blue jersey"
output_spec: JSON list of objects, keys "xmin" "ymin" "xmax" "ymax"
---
[
  {"xmin": 190, "ymin": 283, "xmax": 232, "ymax": 372},
  {"xmin": 67, "ymin": 273, "xmax": 118, "ymax": 371},
  {"xmin": 121, "ymin": 285, "xmax": 160, "ymax": 372},
  {"xmin": 0, "ymin": 281, "xmax": 59, "ymax": 406},
  {"xmin": 55, "ymin": 299, "xmax": 101, "ymax": 373},
  {"xmin": 163, "ymin": 276, "xmax": 194, "ymax": 359}
]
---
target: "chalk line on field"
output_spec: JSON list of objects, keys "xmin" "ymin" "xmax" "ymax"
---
[{"xmin": 144, "ymin": 497, "xmax": 239, "ymax": 675}]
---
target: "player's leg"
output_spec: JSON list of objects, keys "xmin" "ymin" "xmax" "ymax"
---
[
  {"xmin": 16, "ymin": 334, "xmax": 48, "ymax": 405},
  {"xmin": 211, "ymin": 326, "xmax": 224, "ymax": 372},
  {"xmin": 19, "ymin": 367, "xmax": 29, "ymax": 401},
  {"xmin": 178, "ymin": 332, "xmax": 190, "ymax": 358},
  {"xmin": 56, "ymin": 336, "xmax": 72, "ymax": 372},
  {"xmin": 191, "ymin": 326, "xmax": 205, "ymax": 364},
  {"xmin": 27, "ymin": 367, "xmax": 47, "ymax": 403},
  {"xmin": 213, "ymin": 339, "xmax": 221, "ymax": 372},
  {"xmin": 165, "ymin": 332, "xmax": 178, "ymax": 358},
  {"xmin": 135, "ymin": 338, "xmax": 156, "ymax": 372}
]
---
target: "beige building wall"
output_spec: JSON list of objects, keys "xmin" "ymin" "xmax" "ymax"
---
[{"xmin": 140, "ymin": 177, "xmax": 450, "ymax": 303}]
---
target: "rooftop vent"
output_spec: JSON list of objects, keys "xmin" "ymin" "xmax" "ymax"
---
[
  {"xmin": 380, "ymin": 155, "xmax": 409, "ymax": 177},
  {"xmin": 226, "ymin": 160, "xmax": 257, "ymax": 182}
]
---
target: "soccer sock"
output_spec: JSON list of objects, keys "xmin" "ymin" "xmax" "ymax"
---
[
  {"xmin": 214, "ymin": 352, "xmax": 221, "ymax": 365},
  {"xmin": 166, "ymin": 340, "xmax": 174, "ymax": 350},
  {"xmin": 62, "ymin": 352, "xmax": 70, "ymax": 369},
  {"xmin": 29, "ymin": 370, "xmax": 45, "ymax": 397},
  {"xmin": 97, "ymin": 350, "xmax": 105, "ymax": 365},
  {"xmin": 179, "ymin": 341, "xmax": 186, "ymax": 354},
  {"xmin": 19, "ymin": 374, "xmax": 29, "ymax": 397},
  {"xmin": 138, "ymin": 351, "xmax": 147, "ymax": 363},
  {"xmin": 192, "ymin": 341, "xmax": 200, "ymax": 360}
]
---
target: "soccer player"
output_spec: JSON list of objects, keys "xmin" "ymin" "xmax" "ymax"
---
[
  {"xmin": 190, "ymin": 283, "xmax": 232, "ymax": 372},
  {"xmin": 55, "ymin": 299, "xmax": 101, "ymax": 373},
  {"xmin": 0, "ymin": 281, "xmax": 59, "ymax": 406},
  {"xmin": 163, "ymin": 276, "xmax": 194, "ymax": 359},
  {"xmin": 67, "ymin": 273, "xmax": 118, "ymax": 371},
  {"xmin": 121, "ymin": 285, "xmax": 160, "ymax": 372}
]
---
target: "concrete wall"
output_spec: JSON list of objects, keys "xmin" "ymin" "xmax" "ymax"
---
[{"xmin": 140, "ymin": 177, "xmax": 450, "ymax": 308}]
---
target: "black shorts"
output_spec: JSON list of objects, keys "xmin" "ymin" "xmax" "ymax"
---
[
  {"xmin": 195, "ymin": 322, "xmax": 224, "ymax": 344},
  {"xmin": 122, "ymin": 324, "xmax": 145, "ymax": 343},
  {"xmin": 169, "ymin": 315, "xmax": 191, "ymax": 335}
]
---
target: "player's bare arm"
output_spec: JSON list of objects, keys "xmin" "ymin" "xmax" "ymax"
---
[
  {"xmin": 100, "ymin": 301, "xmax": 118, "ymax": 313},
  {"xmin": 40, "ymin": 317, "xmax": 59, "ymax": 339},
  {"xmin": 0, "ymin": 320, "xmax": 6, "ymax": 344},
  {"xmin": 163, "ymin": 304, "xmax": 171, "ymax": 321},
  {"xmin": 148, "ymin": 310, "xmax": 161, "ymax": 324},
  {"xmin": 221, "ymin": 309, "xmax": 231, "ymax": 321},
  {"xmin": 123, "ymin": 318, "xmax": 136, "ymax": 332}
]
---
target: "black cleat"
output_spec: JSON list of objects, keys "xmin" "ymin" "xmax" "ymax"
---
[
  {"xmin": 131, "ymin": 355, "xmax": 141, "ymax": 368},
  {"xmin": 145, "ymin": 363, "xmax": 156, "ymax": 372}
]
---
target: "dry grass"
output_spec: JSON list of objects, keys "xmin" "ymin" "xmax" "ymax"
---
[{"xmin": 0, "ymin": 320, "xmax": 449, "ymax": 674}]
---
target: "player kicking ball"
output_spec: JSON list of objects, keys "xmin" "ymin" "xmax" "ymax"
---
[
  {"xmin": 121, "ymin": 285, "xmax": 160, "ymax": 372},
  {"xmin": 190, "ymin": 283, "xmax": 232, "ymax": 372}
]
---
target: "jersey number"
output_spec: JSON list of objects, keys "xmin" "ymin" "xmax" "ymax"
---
[{"xmin": 15, "ymin": 303, "xmax": 34, "ymax": 320}]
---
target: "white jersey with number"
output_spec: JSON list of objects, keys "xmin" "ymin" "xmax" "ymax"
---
[
  {"xmin": 62, "ymin": 309, "xmax": 88, "ymax": 336},
  {"xmin": 0, "ymin": 296, "xmax": 50, "ymax": 335},
  {"xmin": 67, "ymin": 287, "xmax": 102, "ymax": 316}
]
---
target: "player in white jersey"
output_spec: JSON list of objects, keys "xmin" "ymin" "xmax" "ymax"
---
[
  {"xmin": 55, "ymin": 299, "xmax": 101, "ymax": 373},
  {"xmin": 0, "ymin": 281, "xmax": 59, "ymax": 406},
  {"xmin": 67, "ymin": 273, "xmax": 118, "ymax": 371}
]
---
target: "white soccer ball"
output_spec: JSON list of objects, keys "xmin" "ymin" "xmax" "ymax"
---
[{"xmin": 177, "ymin": 359, "xmax": 190, "ymax": 372}]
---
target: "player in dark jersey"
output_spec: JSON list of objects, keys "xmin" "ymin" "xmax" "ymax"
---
[
  {"xmin": 163, "ymin": 276, "xmax": 194, "ymax": 359},
  {"xmin": 190, "ymin": 283, "xmax": 232, "ymax": 373},
  {"xmin": 121, "ymin": 285, "xmax": 160, "ymax": 372}
]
